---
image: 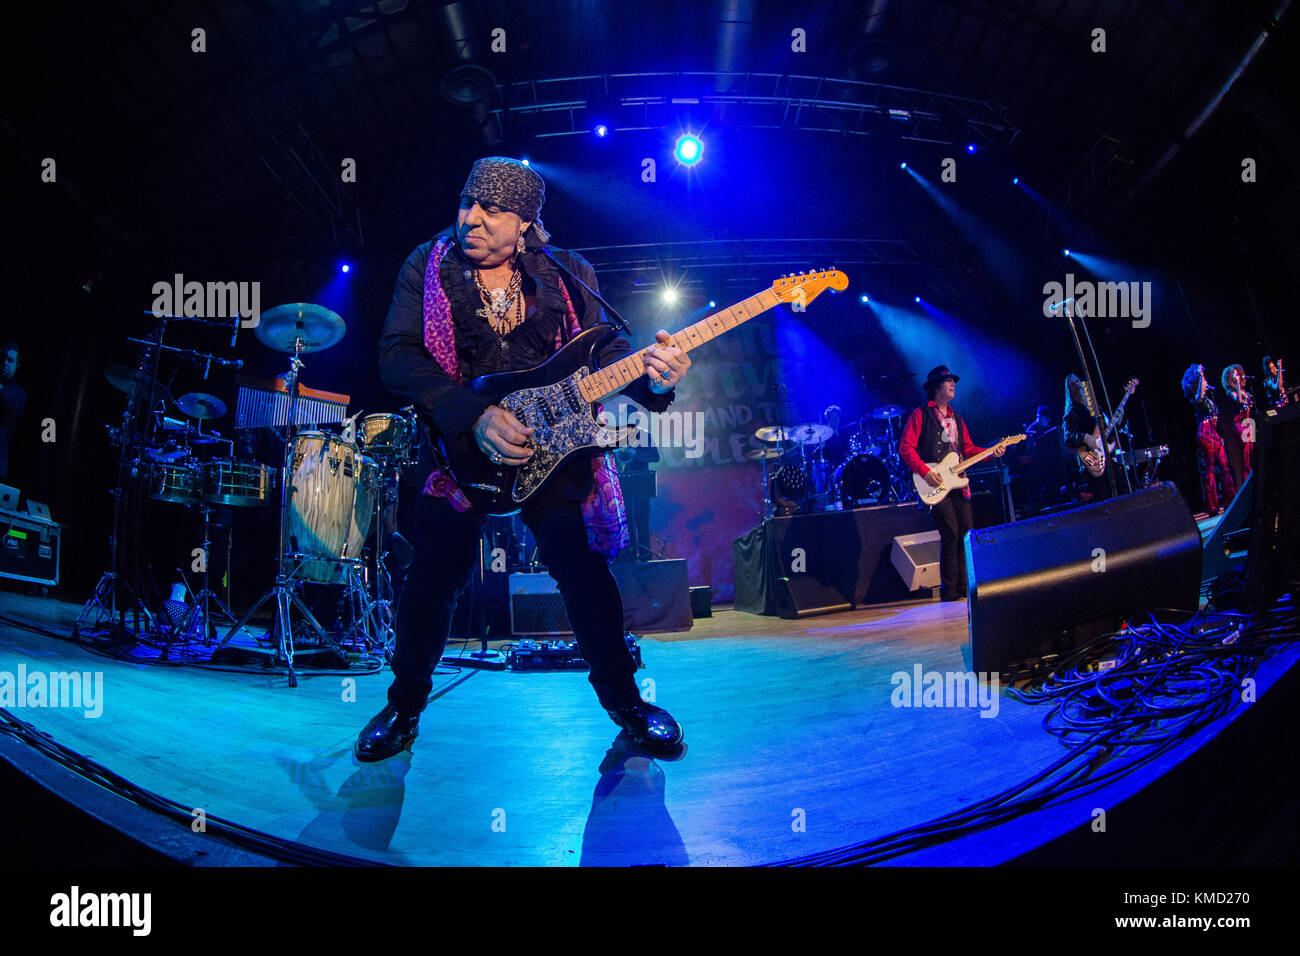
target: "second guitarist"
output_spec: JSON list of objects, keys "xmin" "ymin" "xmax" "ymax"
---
[{"xmin": 899, "ymin": 365, "xmax": 1004, "ymax": 602}]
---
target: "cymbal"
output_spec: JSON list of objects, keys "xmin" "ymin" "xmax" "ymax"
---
[
  {"xmin": 753, "ymin": 425, "xmax": 786, "ymax": 443},
  {"xmin": 784, "ymin": 423, "xmax": 833, "ymax": 445},
  {"xmin": 873, "ymin": 404, "xmax": 907, "ymax": 420},
  {"xmin": 255, "ymin": 303, "xmax": 346, "ymax": 353},
  {"xmin": 105, "ymin": 365, "xmax": 171, "ymax": 400},
  {"xmin": 175, "ymin": 392, "xmax": 227, "ymax": 420},
  {"xmin": 744, "ymin": 447, "xmax": 782, "ymax": 461}
]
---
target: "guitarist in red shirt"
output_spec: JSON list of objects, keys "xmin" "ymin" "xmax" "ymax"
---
[{"xmin": 898, "ymin": 366, "xmax": 1004, "ymax": 602}]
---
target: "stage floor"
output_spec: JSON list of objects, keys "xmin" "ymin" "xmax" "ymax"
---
[{"xmin": 1, "ymin": 590, "xmax": 1295, "ymax": 866}]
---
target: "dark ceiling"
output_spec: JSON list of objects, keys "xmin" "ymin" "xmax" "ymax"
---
[{"xmin": 7, "ymin": 0, "xmax": 1297, "ymax": 266}]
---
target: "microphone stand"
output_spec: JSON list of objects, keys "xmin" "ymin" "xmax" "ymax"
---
[{"xmin": 1056, "ymin": 298, "xmax": 1119, "ymax": 498}]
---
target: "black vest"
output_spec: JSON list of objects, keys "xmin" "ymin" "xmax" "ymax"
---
[{"xmin": 919, "ymin": 404, "xmax": 965, "ymax": 463}]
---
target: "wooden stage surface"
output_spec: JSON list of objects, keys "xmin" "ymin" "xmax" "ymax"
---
[{"xmin": 1, "ymin": 589, "xmax": 1295, "ymax": 866}]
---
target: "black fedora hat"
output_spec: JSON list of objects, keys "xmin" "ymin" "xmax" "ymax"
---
[{"xmin": 924, "ymin": 365, "xmax": 960, "ymax": 392}]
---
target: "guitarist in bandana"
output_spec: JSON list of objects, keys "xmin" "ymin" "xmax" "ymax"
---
[{"xmin": 356, "ymin": 157, "xmax": 692, "ymax": 762}]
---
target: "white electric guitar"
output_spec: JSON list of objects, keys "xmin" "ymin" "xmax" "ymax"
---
[{"xmin": 913, "ymin": 434, "xmax": 1026, "ymax": 507}]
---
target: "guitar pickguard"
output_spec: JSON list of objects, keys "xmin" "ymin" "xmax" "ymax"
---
[{"xmin": 497, "ymin": 368, "xmax": 622, "ymax": 503}]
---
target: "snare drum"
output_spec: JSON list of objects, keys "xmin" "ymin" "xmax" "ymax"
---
[
  {"xmin": 145, "ymin": 461, "xmax": 200, "ymax": 505},
  {"xmin": 201, "ymin": 459, "xmax": 274, "ymax": 507},
  {"xmin": 285, "ymin": 432, "xmax": 378, "ymax": 584},
  {"xmin": 359, "ymin": 412, "xmax": 415, "ymax": 462}
]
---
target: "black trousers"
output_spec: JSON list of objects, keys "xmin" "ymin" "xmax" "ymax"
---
[
  {"xmin": 387, "ymin": 491, "xmax": 640, "ymax": 716},
  {"xmin": 931, "ymin": 493, "xmax": 973, "ymax": 597}
]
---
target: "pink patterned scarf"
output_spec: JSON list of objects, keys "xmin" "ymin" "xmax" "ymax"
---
[{"xmin": 420, "ymin": 237, "xmax": 629, "ymax": 557}]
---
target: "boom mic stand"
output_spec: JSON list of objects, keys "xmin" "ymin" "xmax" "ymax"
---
[{"xmin": 1057, "ymin": 298, "xmax": 1120, "ymax": 499}]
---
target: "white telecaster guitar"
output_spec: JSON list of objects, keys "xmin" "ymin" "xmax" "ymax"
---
[{"xmin": 913, "ymin": 434, "xmax": 1026, "ymax": 507}]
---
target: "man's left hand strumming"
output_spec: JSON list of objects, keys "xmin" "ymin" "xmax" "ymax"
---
[{"xmin": 645, "ymin": 329, "xmax": 691, "ymax": 394}]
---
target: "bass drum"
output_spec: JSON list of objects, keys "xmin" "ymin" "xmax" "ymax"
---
[
  {"xmin": 834, "ymin": 453, "xmax": 893, "ymax": 508},
  {"xmin": 285, "ymin": 432, "xmax": 378, "ymax": 584}
]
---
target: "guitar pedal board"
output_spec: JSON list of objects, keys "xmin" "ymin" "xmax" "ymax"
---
[{"xmin": 504, "ymin": 635, "xmax": 643, "ymax": 671}]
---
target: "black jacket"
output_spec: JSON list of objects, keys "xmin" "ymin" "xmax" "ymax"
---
[{"xmin": 378, "ymin": 233, "xmax": 674, "ymax": 498}]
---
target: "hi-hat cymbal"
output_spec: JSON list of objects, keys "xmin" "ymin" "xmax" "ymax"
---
[
  {"xmin": 873, "ymin": 404, "xmax": 907, "ymax": 420},
  {"xmin": 175, "ymin": 392, "xmax": 227, "ymax": 420},
  {"xmin": 255, "ymin": 303, "xmax": 346, "ymax": 353},
  {"xmin": 744, "ymin": 447, "xmax": 782, "ymax": 461},
  {"xmin": 105, "ymin": 365, "xmax": 171, "ymax": 400}
]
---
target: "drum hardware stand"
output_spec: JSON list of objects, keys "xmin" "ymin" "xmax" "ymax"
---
[
  {"xmin": 220, "ymin": 337, "xmax": 332, "ymax": 687},
  {"xmin": 74, "ymin": 480, "xmax": 150, "ymax": 642},
  {"xmin": 75, "ymin": 324, "xmax": 172, "ymax": 642},
  {"xmin": 178, "ymin": 502, "xmax": 237, "ymax": 644}
]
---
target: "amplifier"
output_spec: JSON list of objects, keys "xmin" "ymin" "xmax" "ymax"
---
[
  {"xmin": 0, "ymin": 509, "xmax": 62, "ymax": 586},
  {"xmin": 508, "ymin": 573, "xmax": 572, "ymax": 636}
]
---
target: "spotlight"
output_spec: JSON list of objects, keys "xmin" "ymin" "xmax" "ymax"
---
[
  {"xmin": 900, "ymin": 162, "xmax": 908, "ymax": 170},
  {"xmin": 1012, "ymin": 176, "xmax": 1020, "ymax": 185},
  {"xmin": 663, "ymin": 288, "xmax": 679, "ymax": 305},
  {"xmin": 594, "ymin": 124, "xmax": 608, "ymax": 137},
  {"xmin": 340, "ymin": 263, "xmax": 351, "ymax": 274},
  {"xmin": 860, "ymin": 295, "xmax": 869, "ymax": 304},
  {"xmin": 674, "ymin": 134, "xmax": 703, "ymax": 166},
  {"xmin": 966, "ymin": 143, "xmax": 976, "ymax": 154},
  {"xmin": 521, "ymin": 158, "xmax": 530, "ymax": 166},
  {"xmin": 708, "ymin": 300, "xmax": 716, "ymax": 308},
  {"xmin": 1063, "ymin": 248, "xmax": 1071, "ymax": 257},
  {"xmin": 914, "ymin": 296, "xmax": 921, "ymax": 303}
]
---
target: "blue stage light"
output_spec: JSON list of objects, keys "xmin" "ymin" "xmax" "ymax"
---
[
  {"xmin": 1012, "ymin": 176, "xmax": 1020, "ymax": 185},
  {"xmin": 594, "ymin": 124, "xmax": 608, "ymax": 137},
  {"xmin": 674, "ymin": 135, "xmax": 703, "ymax": 165},
  {"xmin": 914, "ymin": 296, "xmax": 921, "ymax": 303},
  {"xmin": 663, "ymin": 288, "xmax": 679, "ymax": 305},
  {"xmin": 860, "ymin": 295, "xmax": 869, "ymax": 304},
  {"xmin": 708, "ymin": 300, "xmax": 716, "ymax": 308},
  {"xmin": 1063, "ymin": 248, "xmax": 1071, "ymax": 257},
  {"xmin": 340, "ymin": 263, "xmax": 350, "ymax": 274},
  {"xmin": 521, "ymin": 158, "xmax": 530, "ymax": 167},
  {"xmin": 900, "ymin": 162, "xmax": 908, "ymax": 170}
]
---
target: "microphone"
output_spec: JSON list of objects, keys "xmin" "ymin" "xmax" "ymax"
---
[{"xmin": 230, "ymin": 315, "xmax": 240, "ymax": 349}]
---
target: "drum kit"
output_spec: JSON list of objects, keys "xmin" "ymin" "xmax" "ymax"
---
[
  {"xmin": 749, "ymin": 404, "xmax": 914, "ymax": 516},
  {"xmin": 76, "ymin": 304, "xmax": 420, "ymax": 685}
]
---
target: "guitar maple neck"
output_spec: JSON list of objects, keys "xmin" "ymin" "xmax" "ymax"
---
[{"xmin": 579, "ymin": 289, "xmax": 781, "ymax": 403}]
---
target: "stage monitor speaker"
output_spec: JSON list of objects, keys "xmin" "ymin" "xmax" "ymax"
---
[
  {"xmin": 891, "ymin": 530, "xmax": 941, "ymax": 591},
  {"xmin": 967, "ymin": 482, "xmax": 1202, "ymax": 677},
  {"xmin": 612, "ymin": 559, "xmax": 693, "ymax": 633},
  {"xmin": 509, "ymin": 562, "xmax": 693, "ymax": 636}
]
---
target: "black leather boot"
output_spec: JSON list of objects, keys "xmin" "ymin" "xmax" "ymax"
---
[
  {"xmin": 606, "ymin": 701, "xmax": 684, "ymax": 757},
  {"xmin": 354, "ymin": 704, "xmax": 420, "ymax": 762}
]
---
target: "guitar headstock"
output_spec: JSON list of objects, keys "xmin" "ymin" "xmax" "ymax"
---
[
  {"xmin": 1001, "ymin": 433, "xmax": 1027, "ymax": 447},
  {"xmin": 772, "ymin": 270, "xmax": 849, "ymax": 307},
  {"xmin": 1125, "ymin": 377, "xmax": 1139, "ymax": 394}
]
